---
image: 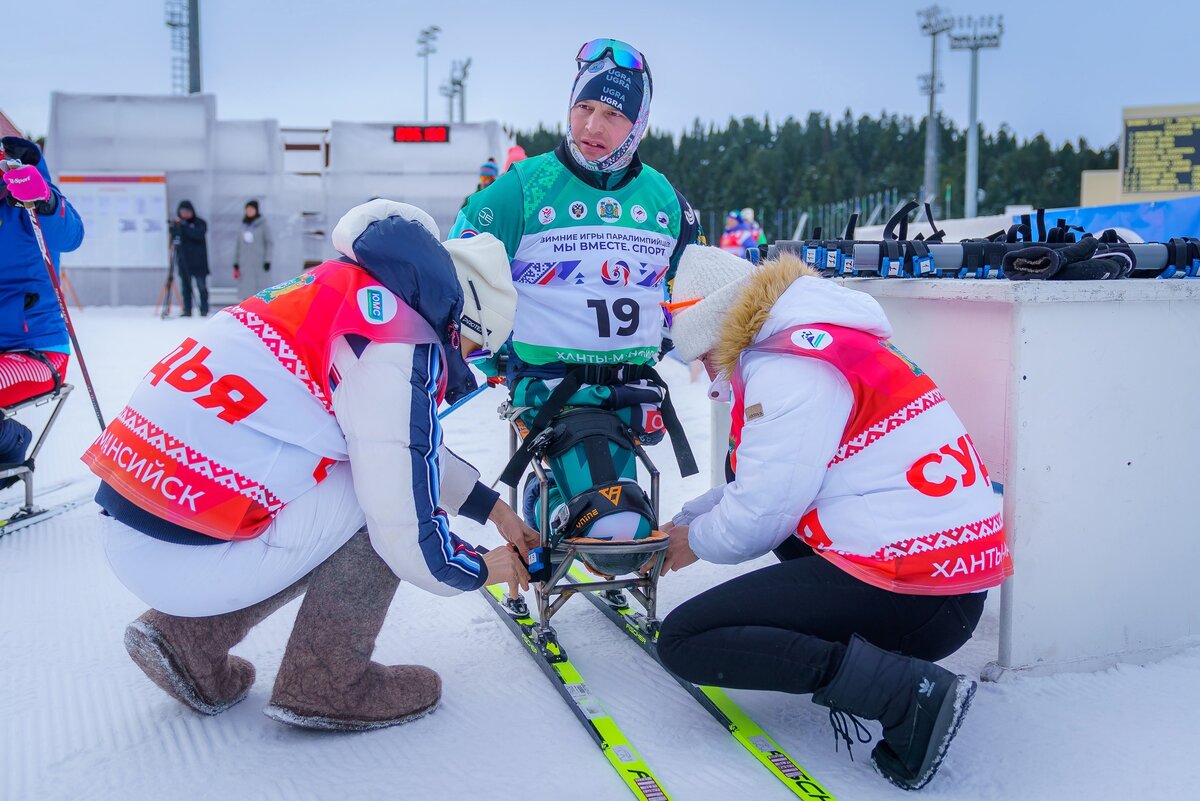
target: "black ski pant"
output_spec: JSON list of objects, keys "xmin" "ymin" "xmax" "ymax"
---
[
  {"xmin": 656, "ymin": 539, "xmax": 985, "ymax": 694},
  {"xmin": 178, "ymin": 266, "xmax": 209, "ymax": 316}
]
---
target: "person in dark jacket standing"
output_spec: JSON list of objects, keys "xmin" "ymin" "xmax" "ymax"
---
[
  {"xmin": 171, "ymin": 200, "xmax": 209, "ymax": 316},
  {"xmin": 0, "ymin": 136, "xmax": 84, "ymax": 486}
]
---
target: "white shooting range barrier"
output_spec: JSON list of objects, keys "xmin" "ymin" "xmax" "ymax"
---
[
  {"xmin": 46, "ymin": 93, "xmax": 513, "ymax": 306},
  {"xmin": 709, "ymin": 278, "xmax": 1200, "ymax": 675}
]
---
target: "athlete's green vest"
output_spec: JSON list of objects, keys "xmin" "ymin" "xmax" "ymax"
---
[{"xmin": 449, "ymin": 152, "xmax": 688, "ymax": 366}]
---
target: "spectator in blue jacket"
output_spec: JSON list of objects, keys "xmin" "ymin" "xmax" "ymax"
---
[{"xmin": 0, "ymin": 137, "xmax": 84, "ymax": 486}]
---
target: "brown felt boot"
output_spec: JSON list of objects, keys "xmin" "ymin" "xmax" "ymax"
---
[
  {"xmin": 124, "ymin": 577, "xmax": 309, "ymax": 715},
  {"xmin": 263, "ymin": 530, "xmax": 441, "ymax": 731}
]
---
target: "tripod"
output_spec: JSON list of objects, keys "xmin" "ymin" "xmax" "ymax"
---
[{"xmin": 155, "ymin": 235, "xmax": 183, "ymax": 319}]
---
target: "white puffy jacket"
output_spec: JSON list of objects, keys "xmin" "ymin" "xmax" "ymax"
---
[
  {"xmin": 678, "ymin": 276, "xmax": 893, "ymax": 565},
  {"xmin": 331, "ymin": 337, "xmax": 498, "ymax": 596}
]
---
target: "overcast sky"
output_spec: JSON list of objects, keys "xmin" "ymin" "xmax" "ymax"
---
[{"xmin": 5, "ymin": 0, "xmax": 1197, "ymax": 148}]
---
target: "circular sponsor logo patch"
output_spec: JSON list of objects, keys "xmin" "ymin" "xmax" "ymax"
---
[
  {"xmin": 631, "ymin": 204, "xmax": 647, "ymax": 224},
  {"xmin": 791, "ymin": 328, "xmax": 833, "ymax": 351},
  {"xmin": 458, "ymin": 228, "xmax": 479, "ymax": 238},
  {"xmin": 477, "ymin": 207, "xmax": 494, "ymax": 227},
  {"xmin": 357, "ymin": 286, "xmax": 398, "ymax": 325},
  {"xmin": 539, "ymin": 206, "xmax": 556, "ymax": 224},
  {"xmin": 601, "ymin": 259, "xmax": 631, "ymax": 286},
  {"xmin": 597, "ymin": 197, "xmax": 622, "ymax": 223},
  {"xmin": 569, "ymin": 200, "xmax": 588, "ymax": 220},
  {"xmin": 656, "ymin": 211, "xmax": 669, "ymax": 228}
]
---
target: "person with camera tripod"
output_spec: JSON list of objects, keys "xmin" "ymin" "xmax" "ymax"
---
[
  {"xmin": 169, "ymin": 200, "xmax": 209, "ymax": 317},
  {"xmin": 0, "ymin": 136, "xmax": 84, "ymax": 487}
]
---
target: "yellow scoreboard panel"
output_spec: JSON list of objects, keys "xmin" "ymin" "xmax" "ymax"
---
[{"xmin": 1122, "ymin": 105, "xmax": 1200, "ymax": 194}]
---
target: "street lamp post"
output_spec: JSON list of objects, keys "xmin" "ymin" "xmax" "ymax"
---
[
  {"xmin": 417, "ymin": 26, "xmax": 441, "ymax": 122},
  {"xmin": 918, "ymin": 6, "xmax": 953, "ymax": 216},
  {"xmin": 950, "ymin": 15, "xmax": 1004, "ymax": 219}
]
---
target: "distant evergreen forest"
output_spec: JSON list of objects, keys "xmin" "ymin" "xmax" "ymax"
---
[{"xmin": 516, "ymin": 112, "xmax": 1117, "ymax": 237}]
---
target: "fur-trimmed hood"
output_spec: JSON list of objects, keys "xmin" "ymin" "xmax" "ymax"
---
[{"xmin": 713, "ymin": 253, "xmax": 893, "ymax": 377}]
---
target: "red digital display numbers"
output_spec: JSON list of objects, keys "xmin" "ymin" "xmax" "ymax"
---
[{"xmin": 392, "ymin": 125, "xmax": 451, "ymax": 143}]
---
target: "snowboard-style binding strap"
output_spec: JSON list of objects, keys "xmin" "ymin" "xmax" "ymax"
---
[
  {"xmin": 561, "ymin": 479, "xmax": 656, "ymax": 543},
  {"xmin": 563, "ymin": 528, "xmax": 670, "ymax": 579}
]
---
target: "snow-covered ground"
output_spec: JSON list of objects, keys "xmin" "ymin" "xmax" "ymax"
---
[{"xmin": 2, "ymin": 307, "xmax": 1196, "ymax": 801}]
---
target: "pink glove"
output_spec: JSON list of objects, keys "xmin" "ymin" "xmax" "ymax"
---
[{"xmin": 3, "ymin": 165, "xmax": 51, "ymax": 204}]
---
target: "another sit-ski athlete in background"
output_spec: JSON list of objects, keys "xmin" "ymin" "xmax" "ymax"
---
[
  {"xmin": 448, "ymin": 38, "xmax": 704, "ymax": 556},
  {"xmin": 83, "ymin": 200, "xmax": 535, "ymax": 732},
  {"xmin": 0, "ymin": 137, "xmax": 84, "ymax": 488},
  {"xmin": 655, "ymin": 245, "xmax": 1013, "ymax": 790}
]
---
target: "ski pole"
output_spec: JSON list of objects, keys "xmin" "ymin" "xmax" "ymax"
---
[
  {"xmin": 1, "ymin": 156, "xmax": 106, "ymax": 431},
  {"xmin": 25, "ymin": 203, "xmax": 106, "ymax": 430},
  {"xmin": 437, "ymin": 376, "xmax": 503, "ymax": 420}
]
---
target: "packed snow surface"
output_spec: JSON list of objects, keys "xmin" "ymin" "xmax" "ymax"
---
[{"xmin": 2, "ymin": 308, "xmax": 1195, "ymax": 801}]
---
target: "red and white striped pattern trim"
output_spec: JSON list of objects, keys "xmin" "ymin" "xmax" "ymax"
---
[
  {"xmin": 829, "ymin": 388, "xmax": 945, "ymax": 467},
  {"xmin": 223, "ymin": 305, "xmax": 331, "ymax": 412},
  {"xmin": 860, "ymin": 513, "xmax": 1004, "ymax": 562},
  {"xmin": 0, "ymin": 351, "xmax": 69, "ymax": 407},
  {"xmin": 117, "ymin": 406, "xmax": 284, "ymax": 513}
]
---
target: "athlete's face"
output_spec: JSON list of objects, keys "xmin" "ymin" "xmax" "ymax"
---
[
  {"xmin": 570, "ymin": 101, "xmax": 634, "ymax": 161},
  {"xmin": 459, "ymin": 333, "xmax": 483, "ymax": 357}
]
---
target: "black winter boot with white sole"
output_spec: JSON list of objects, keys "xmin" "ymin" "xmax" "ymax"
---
[{"xmin": 812, "ymin": 634, "xmax": 977, "ymax": 790}]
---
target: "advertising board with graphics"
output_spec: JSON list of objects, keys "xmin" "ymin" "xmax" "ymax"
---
[
  {"xmin": 58, "ymin": 174, "xmax": 169, "ymax": 269},
  {"xmin": 1013, "ymin": 195, "xmax": 1200, "ymax": 244}
]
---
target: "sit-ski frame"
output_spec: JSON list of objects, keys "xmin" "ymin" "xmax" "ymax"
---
[
  {"xmin": 498, "ymin": 399, "xmax": 669, "ymax": 661},
  {"xmin": 1, "ymin": 383, "xmax": 74, "ymax": 518}
]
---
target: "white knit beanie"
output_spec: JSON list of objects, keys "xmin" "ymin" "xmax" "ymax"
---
[
  {"xmin": 331, "ymin": 199, "xmax": 440, "ymax": 258},
  {"xmin": 442, "ymin": 234, "xmax": 517, "ymax": 352},
  {"xmin": 670, "ymin": 244, "xmax": 756, "ymax": 362}
]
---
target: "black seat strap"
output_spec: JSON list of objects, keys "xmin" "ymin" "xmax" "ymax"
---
[{"xmin": 20, "ymin": 350, "xmax": 63, "ymax": 394}]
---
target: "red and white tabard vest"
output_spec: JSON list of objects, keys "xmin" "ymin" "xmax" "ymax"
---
[
  {"xmin": 730, "ymin": 324, "xmax": 1012, "ymax": 595},
  {"xmin": 83, "ymin": 261, "xmax": 446, "ymax": 541}
]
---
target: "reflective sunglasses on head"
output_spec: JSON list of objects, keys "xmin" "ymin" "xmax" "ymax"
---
[{"xmin": 576, "ymin": 38, "xmax": 647, "ymax": 71}]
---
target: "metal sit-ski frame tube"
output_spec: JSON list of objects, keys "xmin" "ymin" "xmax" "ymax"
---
[
  {"xmin": 0, "ymin": 384, "xmax": 74, "ymax": 515},
  {"xmin": 499, "ymin": 402, "xmax": 670, "ymax": 643}
]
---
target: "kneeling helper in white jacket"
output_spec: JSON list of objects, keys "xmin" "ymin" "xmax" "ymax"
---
[{"xmin": 87, "ymin": 199, "xmax": 534, "ymax": 732}]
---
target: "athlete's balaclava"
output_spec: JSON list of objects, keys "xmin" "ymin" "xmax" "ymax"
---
[{"xmin": 566, "ymin": 56, "xmax": 652, "ymax": 174}]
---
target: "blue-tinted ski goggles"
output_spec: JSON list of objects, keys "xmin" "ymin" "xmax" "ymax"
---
[{"xmin": 576, "ymin": 38, "xmax": 647, "ymax": 71}]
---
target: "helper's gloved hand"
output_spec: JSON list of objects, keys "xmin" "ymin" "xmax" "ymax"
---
[
  {"xmin": 263, "ymin": 261, "xmax": 271, "ymax": 272},
  {"xmin": 233, "ymin": 264, "xmax": 241, "ymax": 280},
  {"xmin": 3, "ymin": 164, "xmax": 51, "ymax": 204}
]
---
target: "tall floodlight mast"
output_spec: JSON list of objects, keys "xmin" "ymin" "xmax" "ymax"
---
[
  {"xmin": 950, "ymin": 14, "xmax": 1004, "ymax": 218},
  {"xmin": 164, "ymin": 0, "xmax": 201, "ymax": 95},
  {"xmin": 918, "ymin": 6, "xmax": 953, "ymax": 215},
  {"xmin": 417, "ymin": 26, "xmax": 441, "ymax": 122}
]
